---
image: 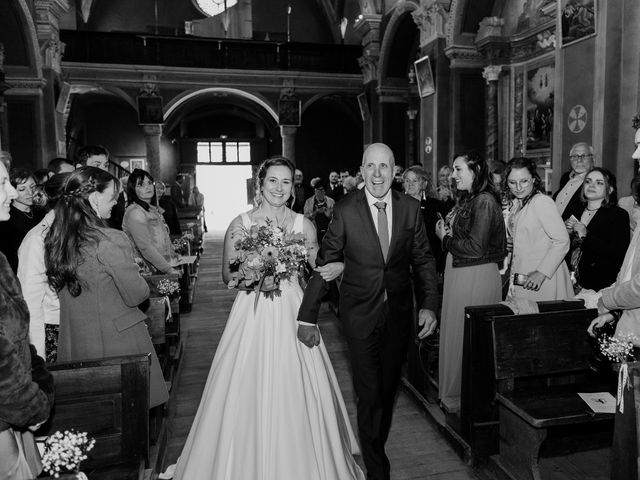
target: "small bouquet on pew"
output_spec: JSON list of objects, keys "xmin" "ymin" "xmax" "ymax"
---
[
  {"xmin": 41, "ymin": 429, "xmax": 95, "ymax": 479},
  {"xmin": 227, "ymin": 219, "xmax": 308, "ymax": 306},
  {"xmin": 155, "ymin": 278, "xmax": 181, "ymax": 298},
  {"xmin": 598, "ymin": 333, "xmax": 637, "ymax": 364}
]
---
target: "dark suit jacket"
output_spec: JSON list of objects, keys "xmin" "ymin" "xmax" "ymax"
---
[
  {"xmin": 420, "ymin": 197, "xmax": 447, "ymax": 273},
  {"xmin": 554, "ymin": 171, "xmax": 586, "ymax": 221},
  {"xmin": 576, "ymin": 205, "xmax": 630, "ymax": 291},
  {"xmin": 327, "ymin": 184, "xmax": 344, "ymax": 202},
  {"xmin": 298, "ymin": 189, "xmax": 438, "ymax": 339}
]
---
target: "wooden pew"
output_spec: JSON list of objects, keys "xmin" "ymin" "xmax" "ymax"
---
[
  {"xmin": 492, "ymin": 309, "xmax": 614, "ymax": 480},
  {"xmin": 460, "ymin": 300, "xmax": 586, "ymax": 461},
  {"xmin": 38, "ymin": 354, "xmax": 150, "ymax": 480}
]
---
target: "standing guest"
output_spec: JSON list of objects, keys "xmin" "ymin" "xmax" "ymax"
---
[
  {"xmin": 0, "ymin": 169, "xmax": 42, "ymax": 272},
  {"xmin": 0, "ymin": 159, "xmax": 54, "ymax": 480},
  {"xmin": 327, "ymin": 170, "xmax": 343, "ymax": 201},
  {"xmin": 123, "ymin": 169, "xmax": 180, "ymax": 275},
  {"xmin": 171, "ymin": 175, "xmax": 186, "ymax": 208},
  {"xmin": 18, "ymin": 173, "xmax": 70, "ymax": 362},
  {"xmin": 436, "ymin": 151, "xmax": 506, "ymax": 409},
  {"xmin": 304, "ymin": 179, "xmax": 335, "ymax": 244},
  {"xmin": 48, "ymin": 157, "xmax": 75, "ymax": 174},
  {"xmin": 567, "ymin": 168, "xmax": 629, "ymax": 291},
  {"xmin": 76, "ymin": 145, "xmax": 110, "ymax": 170},
  {"xmin": 155, "ymin": 181, "xmax": 181, "ymax": 236},
  {"xmin": 33, "ymin": 169, "xmax": 52, "ymax": 186},
  {"xmin": 554, "ymin": 142, "xmax": 593, "ymax": 220},
  {"xmin": 504, "ymin": 157, "xmax": 573, "ymax": 301},
  {"xmin": 343, "ymin": 175, "xmax": 358, "ymax": 195},
  {"xmin": 291, "ymin": 168, "xmax": 311, "ymax": 213},
  {"xmin": 618, "ymin": 176, "xmax": 640, "ymax": 235},
  {"xmin": 392, "ymin": 165, "xmax": 404, "ymax": 191},
  {"xmin": 44, "ymin": 167, "xmax": 168, "ymax": 408},
  {"xmin": 298, "ymin": 143, "xmax": 438, "ymax": 480},
  {"xmin": 190, "ymin": 185, "xmax": 208, "ymax": 233},
  {"xmin": 436, "ymin": 164, "xmax": 456, "ymax": 214},
  {"xmin": 403, "ymin": 166, "xmax": 447, "ymax": 274}
]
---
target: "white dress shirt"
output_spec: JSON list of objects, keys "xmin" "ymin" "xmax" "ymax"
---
[
  {"xmin": 555, "ymin": 171, "xmax": 586, "ymax": 215},
  {"xmin": 17, "ymin": 210, "xmax": 60, "ymax": 358}
]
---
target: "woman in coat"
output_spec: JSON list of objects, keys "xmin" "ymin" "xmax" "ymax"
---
[
  {"xmin": 0, "ymin": 160, "xmax": 53, "ymax": 479},
  {"xmin": 505, "ymin": 157, "xmax": 573, "ymax": 301},
  {"xmin": 568, "ymin": 168, "xmax": 629, "ymax": 291},
  {"xmin": 123, "ymin": 169, "xmax": 180, "ymax": 275},
  {"xmin": 45, "ymin": 167, "xmax": 168, "ymax": 408},
  {"xmin": 435, "ymin": 151, "xmax": 506, "ymax": 409}
]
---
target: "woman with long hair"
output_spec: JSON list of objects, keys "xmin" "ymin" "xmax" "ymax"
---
[
  {"xmin": 123, "ymin": 169, "xmax": 180, "ymax": 275},
  {"xmin": 45, "ymin": 167, "xmax": 168, "ymax": 408},
  {"xmin": 435, "ymin": 151, "xmax": 506, "ymax": 409},
  {"xmin": 568, "ymin": 167, "xmax": 629, "ymax": 291},
  {"xmin": 504, "ymin": 157, "xmax": 573, "ymax": 300}
]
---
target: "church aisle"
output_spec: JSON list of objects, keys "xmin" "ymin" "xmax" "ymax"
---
[{"xmin": 163, "ymin": 232, "xmax": 475, "ymax": 479}]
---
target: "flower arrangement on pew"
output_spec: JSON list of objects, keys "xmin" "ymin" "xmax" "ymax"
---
[
  {"xmin": 227, "ymin": 220, "xmax": 308, "ymax": 306},
  {"xmin": 41, "ymin": 430, "xmax": 96, "ymax": 479},
  {"xmin": 155, "ymin": 278, "xmax": 181, "ymax": 298}
]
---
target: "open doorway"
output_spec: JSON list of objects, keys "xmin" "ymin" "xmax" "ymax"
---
[{"xmin": 195, "ymin": 164, "xmax": 253, "ymax": 232}]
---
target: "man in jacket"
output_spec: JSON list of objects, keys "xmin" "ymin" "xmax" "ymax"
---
[{"xmin": 297, "ymin": 143, "xmax": 438, "ymax": 480}]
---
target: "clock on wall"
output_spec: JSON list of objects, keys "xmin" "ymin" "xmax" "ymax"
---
[{"xmin": 192, "ymin": 0, "xmax": 237, "ymax": 17}]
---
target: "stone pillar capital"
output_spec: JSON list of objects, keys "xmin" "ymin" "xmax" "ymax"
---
[
  {"xmin": 412, "ymin": 0, "xmax": 450, "ymax": 47},
  {"xmin": 482, "ymin": 65, "xmax": 502, "ymax": 84},
  {"xmin": 142, "ymin": 124, "xmax": 163, "ymax": 136},
  {"xmin": 358, "ymin": 54, "xmax": 379, "ymax": 85}
]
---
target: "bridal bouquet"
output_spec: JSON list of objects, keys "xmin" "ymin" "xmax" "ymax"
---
[
  {"xmin": 155, "ymin": 278, "xmax": 181, "ymax": 297},
  {"xmin": 41, "ymin": 429, "xmax": 96, "ymax": 478},
  {"xmin": 599, "ymin": 333, "xmax": 637, "ymax": 363},
  {"xmin": 228, "ymin": 219, "xmax": 308, "ymax": 302}
]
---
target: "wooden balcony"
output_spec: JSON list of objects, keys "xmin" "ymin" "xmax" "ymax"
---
[{"xmin": 60, "ymin": 30, "xmax": 363, "ymax": 74}]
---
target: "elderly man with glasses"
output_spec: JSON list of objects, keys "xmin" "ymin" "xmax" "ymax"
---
[{"xmin": 554, "ymin": 142, "xmax": 594, "ymax": 220}]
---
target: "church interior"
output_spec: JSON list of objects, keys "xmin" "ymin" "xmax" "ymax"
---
[{"xmin": 1, "ymin": 0, "xmax": 640, "ymax": 479}]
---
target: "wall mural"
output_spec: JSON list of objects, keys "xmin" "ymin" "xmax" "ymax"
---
[
  {"xmin": 559, "ymin": 0, "xmax": 596, "ymax": 47},
  {"xmin": 526, "ymin": 64, "xmax": 554, "ymax": 152}
]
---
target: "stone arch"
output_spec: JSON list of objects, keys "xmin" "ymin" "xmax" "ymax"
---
[
  {"xmin": 377, "ymin": 0, "xmax": 419, "ymax": 83},
  {"xmin": 6, "ymin": 0, "xmax": 42, "ymax": 76}
]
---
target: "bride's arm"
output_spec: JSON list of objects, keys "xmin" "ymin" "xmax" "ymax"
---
[
  {"xmin": 301, "ymin": 217, "xmax": 344, "ymax": 282},
  {"xmin": 222, "ymin": 215, "xmax": 245, "ymax": 284},
  {"xmin": 302, "ymin": 217, "xmax": 319, "ymax": 268}
]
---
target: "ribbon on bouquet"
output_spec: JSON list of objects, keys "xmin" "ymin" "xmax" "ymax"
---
[
  {"xmin": 617, "ymin": 362, "xmax": 630, "ymax": 413},
  {"xmin": 253, "ymin": 274, "xmax": 267, "ymax": 313}
]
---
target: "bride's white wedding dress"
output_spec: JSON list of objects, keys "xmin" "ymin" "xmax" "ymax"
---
[{"xmin": 173, "ymin": 212, "xmax": 364, "ymax": 480}]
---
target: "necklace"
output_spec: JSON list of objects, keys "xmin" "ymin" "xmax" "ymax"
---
[
  {"xmin": 17, "ymin": 208, "xmax": 33, "ymax": 219},
  {"xmin": 261, "ymin": 206, "xmax": 289, "ymax": 228},
  {"xmin": 585, "ymin": 205, "xmax": 601, "ymax": 211}
]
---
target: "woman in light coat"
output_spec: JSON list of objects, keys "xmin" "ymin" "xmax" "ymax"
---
[{"xmin": 505, "ymin": 157, "xmax": 573, "ymax": 301}]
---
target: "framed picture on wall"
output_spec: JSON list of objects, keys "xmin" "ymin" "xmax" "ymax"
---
[
  {"xmin": 130, "ymin": 158, "xmax": 146, "ymax": 172},
  {"xmin": 413, "ymin": 55, "xmax": 435, "ymax": 98},
  {"xmin": 524, "ymin": 62, "xmax": 554, "ymax": 156},
  {"xmin": 137, "ymin": 95, "xmax": 164, "ymax": 124},
  {"xmin": 357, "ymin": 93, "xmax": 370, "ymax": 121},
  {"xmin": 559, "ymin": 0, "xmax": 596, "ymax": 48},
  {"xmin": 278, "ymin": 98, "xmax": 301, "ymax": 126}
]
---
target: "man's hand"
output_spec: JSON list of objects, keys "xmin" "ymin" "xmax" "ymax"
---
[
  {"xmin": 297, "ymin": 324, "xmax": 321, "ymax": 348},
  {"xmin": 315, "ymin": 262, "xmax": 344, "ymax": 282},
  {"xmin": 524, "ymin": 270, "xmax": 547, "ymax": 291},
  {"xmin": 417, "ymin": 309, "xmax": 438, "ymax": 339},
  {"xmin": 588, "ymin": 313, "xmax": 615, "ymax": 337}
]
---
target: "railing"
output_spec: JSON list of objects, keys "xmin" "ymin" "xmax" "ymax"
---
[{"xmin": 60, "ymin": 30, "xmax": 363, "ymax": 74}]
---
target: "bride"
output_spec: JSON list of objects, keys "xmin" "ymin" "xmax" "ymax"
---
[{"xmin": 172, "ymin": 157, "xmax": 365, "ymax": 479}]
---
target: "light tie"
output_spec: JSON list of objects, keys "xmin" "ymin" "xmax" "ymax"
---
[{"xmin": 374, "ymin": 201, "xmax": 389, "ymax": 261}]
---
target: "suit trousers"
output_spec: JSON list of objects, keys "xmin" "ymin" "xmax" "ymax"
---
[{"xmin": 346, "ymin": 302, "xmax": 410, "ymax": 480}]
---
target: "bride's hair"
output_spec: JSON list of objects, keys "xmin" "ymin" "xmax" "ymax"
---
[{"xmin": 254, "ymin": 156, "xmax": 295, "ymax": 206}]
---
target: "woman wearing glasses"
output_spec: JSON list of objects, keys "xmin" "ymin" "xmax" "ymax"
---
[{"xmin": 505, "ymin": 157, "xmax": 573, "ymax": 301}]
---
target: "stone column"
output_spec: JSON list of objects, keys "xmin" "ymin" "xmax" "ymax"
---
[
  {"xmin": 482, "ymin": 65, "xmax": 501, "ymax": 165},
  {"xmin": 142, "ymin": 124, "xmax": 162, "ymax": 181},
  {"xmin": 280, "ymin": 126, "xmax": 297, "ymax": 164},
  {"xmin": 406, "ymin": 108, "xmax": 418, "ymax": 165}
]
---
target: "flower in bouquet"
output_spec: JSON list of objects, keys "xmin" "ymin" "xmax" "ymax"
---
[
  {"xmin": 155, "ymin": 278, "xmax": 181, "ymax": 297},
  {"xmin": 228, "ymin": 220, "xmax": 308, "ymax": 301},
  {"xmin": 598, "ymin": 333, "xmax": 638, "ymax": 363},
  {"xmin": 182, "ymin": 232, "xmax": 194, "ymax": 242},
  {"xmin": 41, "ymin": 429, "xmax": 96, "ymax": 478},
  {"xmin": 172, "ymin": 238, "xmax": 188, "ymax": 255}
]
